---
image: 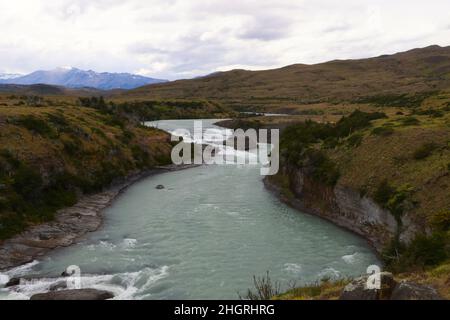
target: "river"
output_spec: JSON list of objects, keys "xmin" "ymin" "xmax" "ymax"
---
[{"xmin": 0, "ymin": 119, "xmax": 378, "ymax": 300}]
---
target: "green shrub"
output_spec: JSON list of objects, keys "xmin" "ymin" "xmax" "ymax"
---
[
  {"xmin": 371, "ymin": 126, "xmax": 394, "ymax": 136},
  {"xmin": 347, "ymin": 133, "xmax": 363, "ymax": 147},
  {"xmin": 16, "ymin": 116, "xmax": 56, "ymax": 138},
  {"xmin": 131, "ymin": 145, "xmax": 150, "ymax": 168},
  {"xmin": 374, "ymin": 180, "xmax": 396, "ymax": 207},
  {"xmin": 400, "ymin": 116, "xmax": 420, "ymax": 126},
  {"xmin": 91, "ymin": 127, "xmax": 112, "ymax": 144},
  {"xmin": 121, "ymin": 130, "xmax": 135, "ymax": 144},
  {"xmin": 386, "ymin": 185, "xmax": 413, "ymax": 219},
  {"xmin": 103, "ymin": 114, "xmax": 126, "ymax": 129},
  {"xmin": 62, "ymin": 138, "xmax": 83, "ymax": 156},
  {"xmin": 334, "ymin": 110, "xmax": 387, "ymax": 137},
  {"xmin": 374, "ymin": 180, "xmax": 413, "ymax": 220},
  {"xmin": 322, "ymin": 137, "xmax": 339, "ymax": 149},
  {"xmin": 413, "ymin": 143, "xmax": 438, "ymax": 160},
  {"xmin": 306, "ymin": 149, "xmax": 340, "ymax": 186},
  {"xmin": 429, "ymin": 210, "xmax": 450, "ymax": 232},
  {"xmin": 0, "ymin": 149, "xmax": 21, "ymax": 168},
  {"xmin": 0, "ymin": 213, "xmax": 26, "ymax": 240},
  {"xmin": 47, "ymin": 113, "xmax": 69, "ymax": 127},
  {"xmin": 413, "ymin": 109, "xmax": 444, "ymax": 118},
  {"xmin": 42, "ymin": 188, "xmax": 77, "ymax": 210},
  {"xmin": 12, "ymin": 165, "xmax": 43, "ymax": 200},
  {"xmin": 401, "ymin": 233, "xmax": 448, "ymax": 268}
]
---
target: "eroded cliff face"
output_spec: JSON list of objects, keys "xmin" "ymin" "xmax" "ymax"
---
[{"xmin": 266, "ymin": 166, "xmax": 424, "ymax": 252}]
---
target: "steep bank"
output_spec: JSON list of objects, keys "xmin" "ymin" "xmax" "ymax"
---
[{"xmin": 264, "ymin": 172, "xmax": 396, "ymax": 252}]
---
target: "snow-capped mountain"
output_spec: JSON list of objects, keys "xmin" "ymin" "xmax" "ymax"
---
[
  {"xmin": 0, "ymin": 73, "xmax": 22, "ymax": 80},
  {"xmin": 0, "ymin": 67, "xmax": 167, "ymax": 90}
]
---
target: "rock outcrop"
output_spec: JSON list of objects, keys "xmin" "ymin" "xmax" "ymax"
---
[
  {"xmin": 390, "ymin": 281, "xmax": 443, "ymax": 300},
  {"xmin": 265, "ymin": 167, "xmax": 423, "ymax": 251},
  {"xmin": 340, "ymin": 272, "xmax": 397, "ymax": 300}
]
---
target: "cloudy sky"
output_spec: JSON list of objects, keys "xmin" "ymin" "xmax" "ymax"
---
[{"xmin": 1, "ymin": 0, "xmax": 450, "ymax": 80}]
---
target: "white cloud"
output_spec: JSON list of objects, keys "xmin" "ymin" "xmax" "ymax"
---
[{"xmin": 0, "ymin": 0, "xmax": 449, "ymax": 80}]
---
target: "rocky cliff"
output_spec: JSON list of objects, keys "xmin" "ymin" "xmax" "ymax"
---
[{"xmin": 265, "ymin": 166, "xmax": 424, "ymax": 252}]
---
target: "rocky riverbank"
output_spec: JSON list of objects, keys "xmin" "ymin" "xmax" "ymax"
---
[
  {"xmin": 0, "ymin": 164, "xmax": 198, "ymax": 271},
  {"xmin": 263, "ymin": 174, "xmax": 392, "ymax": 253}
]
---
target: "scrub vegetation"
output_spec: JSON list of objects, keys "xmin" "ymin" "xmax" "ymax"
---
[{"xmin": 0, "ymin": 94, "xmax": 230, "ymax": 240}]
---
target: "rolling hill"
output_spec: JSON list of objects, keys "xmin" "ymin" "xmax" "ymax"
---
[{"xmin": 123, "ymin": 45, "xmax": 450, "ymax": 111}]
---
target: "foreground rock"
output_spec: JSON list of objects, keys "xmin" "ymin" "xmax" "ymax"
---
[
  {"xmin": 30, "ymin": 289, "xmax": 114, "ymax": 300},
  {"xmin": 339, "ymin": 272, "xmax": 443, "ymax": 300},
  {"xmin": 391, "ymin": 281, "xmax": 442, "ymax": 300},
  {"xmin": 340, "ymin": 272, "xmax": 397, "ymax": 300}
]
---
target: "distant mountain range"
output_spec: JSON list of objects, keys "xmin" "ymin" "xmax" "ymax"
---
[
  {"xmin": 0, "ymin": 73, "xmax": 22, "ymax": 80},
  {"xmin": 0, "ymin": 67, "xmax": 167, "ymax": 90}
]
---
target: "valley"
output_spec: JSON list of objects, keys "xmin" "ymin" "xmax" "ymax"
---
[{"xmin": 0, "ymin": 45, "xmax": 449, "ymax": 300}]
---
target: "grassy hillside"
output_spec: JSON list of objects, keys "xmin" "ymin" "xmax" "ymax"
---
[
  {"xmin": 123, "ymin": 45, "xmax": 450, "ymax": 112},
  {"xmin": 0, "ymin": 93, "xmax": 178, "ymax": 240}
]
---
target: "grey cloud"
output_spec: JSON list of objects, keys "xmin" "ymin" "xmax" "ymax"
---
[
  {"xmin": 322, "ymin": 23, "xmax": 352, "ymax": 33},
  {"xmin": 238, "ymin": 14, "xmax": 294, "ymax": 41},
  {"xmin": 128, "ymin": 43, "xmax": 170, "ymax": 55},
  {"xmin": 129, "ymin": 33, "xmax": 276, "ymax": 79},
  {"xmin": 47, "ymin": 0, "xmax": 124, "ymax": 20}
]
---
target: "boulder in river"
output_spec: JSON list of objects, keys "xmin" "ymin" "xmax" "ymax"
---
[
  {"xmin": 5, "ymin": 277, "xmax": 21, "ymax": 288},
  {"xmin": 156, "ymin": 185, "xmax": 165, "ymax": 190},
  {"xmin": 30, "ymin": 289, "xmax": 114, "ymax": 300},
  {"xmin": 390, "ymin": 281, "xmax": 442, "ymax": 300},
  {"xmin": 49, "ymin": 281, "xmax": 68, "ymax": 292}
]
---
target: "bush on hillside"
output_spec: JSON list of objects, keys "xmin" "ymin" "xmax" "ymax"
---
[
  {"xmin": 374, "ymin": 180, "xmax": 413, "ymax": 220},
  {"xmin": 16, "ymin": 116, "xmax": 56, "ymax": 138},
  {"xmin": 371, "ymin": 126, "xmax": 394, "ymax": 136},
  {"xmin": 413, "ymin": 142, "xmax": 438, "ymax": 160},
  {"xmin": 400, "ymin": 116, "xmax": 420, "ymax": 126},
  {"xmin": 306, "ymin": 149, "xmax": 340, "ymax": 186},
  {"xmin": 429, "ymin": 210, "xmax": 450, "ymax": 232},
  {"xmin": 346, "ymin": 133, "xmax": 364, "ymax": 147}
]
